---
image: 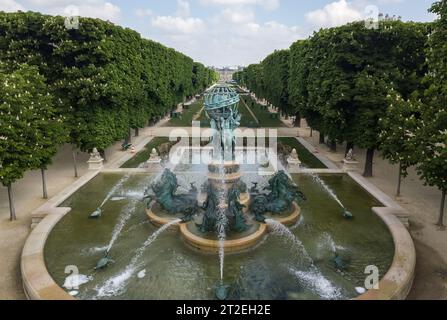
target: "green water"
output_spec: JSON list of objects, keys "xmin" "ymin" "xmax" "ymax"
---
[{"xmin": 45, "ymin": 172, "xmax": 394, "ymax": 300}]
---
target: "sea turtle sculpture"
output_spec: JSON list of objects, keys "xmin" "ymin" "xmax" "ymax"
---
[
  {"xmin": 95, "ymin": 252, "xmax": 114, "ymax": 270},
  {"xmin": 89, "ymin": 208, "xmax": 102, "ymax": 219},
  {"xmin": 342, "ymin": 209, "xmax": 354, "ymax": 220},
  {"xmin": 215, "ymin": 283, "xmax": 230, "ymax": 300}
]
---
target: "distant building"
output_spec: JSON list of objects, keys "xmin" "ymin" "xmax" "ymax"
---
[{"xmin": 213, "ymin": 66, "xmax": 244, "ymax": 83}]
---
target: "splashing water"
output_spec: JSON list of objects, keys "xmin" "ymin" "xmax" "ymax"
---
[
  {"xmin": 99, "ymin": 175, "xmax": 131, "ymax": 208},
  {"xmin": 320, "ymin": 232, "xmax": 345, "ymax": 254},
  {"xmin": 265, "ymin": 219, "xmax": 313, "ymax": 266},
  {"xmin": 306, "ymin": 173, "xmax": 345, "ymax": 209},
  {"xmin": 265, "ymin": 220, "xmax": 343, "ymax": 299},
  {"xmin": 95, "ymin": 219, "xmax": 181, "ymax": 298},
  {"xmin": 63, "ymin": 274, "xmax": 93, "ymax": 290},
  {"xmin": 216, "ymin": 163, "xmax": 228, "ymax": 282},
  {"xmin": 83, "ymin": 246, "xmax": 109, "ymax": 256},
  {"xmin": 288, "ymin": 267, "xmax": 342, "ymax": 300},
  {"xmin": 106, "ymin": 199, "xmax": 138, "ymax": 253},
  {"xmin": 217, "ymin": 208, "xmax": 228, "ymax": 281}
]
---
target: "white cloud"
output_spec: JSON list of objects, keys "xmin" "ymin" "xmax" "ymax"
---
[
  {"xmin": 22, "ymin": 0, "xmax": 121, "ymax": 22},
  {"xmin": 151, "ymin": 0, "xmax": 204, "ymax": 34},
  {"xmin": 177, "ymin": 0, "xmax": 190, "ymax": 17},
  {"xmin": 305, "ymin": 0, "xmax": 363, "ymax": 28},
  {"xmin": 199, "ymin": 0, "xmax": 280, "ymax": 11},
  {"xmin": 147, "ymin": 18, "xmax": 303, "ymax": 67},
  {"xmin": 0, "ymin": 0, "xmax": 24, "ymax": 12},
  {"xmin": 217, "ymin": 7, "xmax": 255, "ymax": 24},
  {"xmin": 152, "ymin": 16, "xmax": 205, "ymax": 34}
]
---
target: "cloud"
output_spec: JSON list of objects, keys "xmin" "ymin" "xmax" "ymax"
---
[
  {"xmin": 199, "ymin": 0, "xmax": 280, "ymax": 11},
  {"xmin": 18, "ymin": 0, "xmax": 121, "ymax": 22},
  {"xmin": 0, "ymin": 0, "xmax": 24, "ymax": 12},
  {"xmin": 305, "ymin": 0, "xmax": 363, "ymax": 28},
  {"xmin": 217, "ymin": 7, "xmax": 255, "ymax": 24},
  {"xmin": 152, "ymin": 16, "xmax": 205, "ymax": 34},
  {"xmin": 148, "ymin": 18, "xmax": 303, "ymax": 67},
  {"xmin": 151, "ymin": 0, "xmax": 204, "ymax": 34},
  {"xmin": 177, "ymin": 0, "xmax": 190, "ymax": 17}
]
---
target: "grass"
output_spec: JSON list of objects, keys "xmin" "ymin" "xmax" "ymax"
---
[
  {"xmin": 120, "ymin": 137, "xmax": 171, "ymax": 168},
  {"xmin": 164, "ymin": 99, "xmax": 204, "ymax": 127},
  {"xmin": 194, "ymin": 100, "xmax": 259, "ymax": 128},
  {"xmin": 277, "ymin": 137, "xmax": 327, "ymax": 169},
  {"xmin": 241, "ymin": 95, "xmax": 287, "ymax": 128}
]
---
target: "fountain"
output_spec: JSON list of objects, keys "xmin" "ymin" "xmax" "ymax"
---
[
  {"xmin": 141, "ymin": 85, "xmax": 306, "ymax": 299},
  {"xmin": 145, "ymin": 85, "xmax": 304, "ymax": 252},
  {"xmin": 39, "ymin": 84, "xmax": 401, "ymax": 301}
]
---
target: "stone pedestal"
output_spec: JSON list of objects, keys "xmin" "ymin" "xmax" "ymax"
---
[
  {"xmin": 343, "ymin": 159, "xmax": 359, "ymax": 172},
  {"xmin": 87, "ymin": 148, "xmax": 104, "ymax": 170},
  {"xmin": 146, "ymin": 148, "xmax": 162, "ymax": 172},
  {"xmin": 287, "ymin": 149, "xmax": 301, "ymax": 172}
]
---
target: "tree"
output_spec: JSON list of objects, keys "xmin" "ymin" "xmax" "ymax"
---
[
  {"xmin": 260, "ymin": 50, "xmax": 293, "ymax": 120},
  {"xmin": 379, "ymin": 90, "xmax": 421, "ymax": 196},
  {"xmin": 417, "ymin": 0, "xmax": 447, "ymax": 226},
  {"xmin": 303, "ymin": 21, "xmax": 427, "ymax": 177},
  {"xmin": 0, "ymin": 64, "xmax": 60, "ymax": 219},
  {"xmin": 0, "ymin": 11, "xmax": 215, "ymax": 159}
]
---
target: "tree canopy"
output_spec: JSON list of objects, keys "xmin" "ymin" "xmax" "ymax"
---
[{"xmin": 0, "ymin": 11, "xmax": 216, "ymax": 152}]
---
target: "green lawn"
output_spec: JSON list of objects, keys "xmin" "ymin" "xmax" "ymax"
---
[
  {"xmin": 194, "ymin": 101, "xmax": 259, "ymax": 128},
  {"xmin": 120, "ymin": 137, "xmax": 171, "ymax": 168},
  {"xmin": 277, "ymin": 137, "xmax": 327, "ymax": 169},
  {"xmin": 241, "ymin": 95, "xmax": 286, "ymax": 128},
  {"xmin": 164, "ymin": 99, "xmax": 204, "ymax": 127}
]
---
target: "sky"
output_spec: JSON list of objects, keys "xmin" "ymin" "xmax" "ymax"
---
[{"xmin": 0, "ymin": 0, "xmax": 437, "ymax": 67}]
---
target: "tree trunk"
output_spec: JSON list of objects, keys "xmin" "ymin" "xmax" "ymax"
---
[
  {"xmin": 345, "ymin": 142, "xmax": 354, "ymax": 157},
  {"xmin": 72, "ymin": 149, "xmax": 78, "ymax": 178},
  {"xmin": 363, "ymin": 148, "xmax": 375, "ymax": 177},
  {"xmin": 41, "ymin": 167, "xmax": 48, "ymax": 199},
  {"xmin": 135, "ymin": 127, "xmax": 139, "ymax": 137},
  {"xmin": 294, "ymin": 114, "xmax": 301, "ymax": 127},
  {"xmin": 99, "ymin": 150, "xmax": 107, "ymax": 162},
  {"xmin": 329, "ymin": 140, "xmax": 337, "ymax": 152},
  {"xmin": 124, "ymin": 129, "xmax": 132, "ymax": 145},
  {"xmin": 396, "ymin": 163, "xmax": 402, "ymax": 197},
  {"xmin": 7, "ymin": 184, "xmax": 16, "ymax": 221},
  {"xmin": 437, "ymin": 189, "xmax": 446, "ymax": 227},
  {"xmin": 319, "ymin": 132, "xmax": 325, "ymax": 144}
]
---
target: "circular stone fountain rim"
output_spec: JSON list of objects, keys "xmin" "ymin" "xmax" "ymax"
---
[{"xmin": 21, "ymin": 189, "xmax": 415, "ymax": 301}]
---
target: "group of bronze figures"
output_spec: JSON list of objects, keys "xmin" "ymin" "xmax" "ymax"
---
[{"xmin": 143, "ymin": 168, "xmax": 306, "ymax": 234}]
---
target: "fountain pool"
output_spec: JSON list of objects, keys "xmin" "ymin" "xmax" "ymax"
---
[{"xmin": 44, "ymin": 172, "xmax": 395, "ymax": 300}]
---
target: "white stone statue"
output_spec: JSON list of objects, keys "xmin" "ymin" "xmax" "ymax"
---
[
  {"xmin": 287, "ymin": 148, "xmax": 301, "ymax": 167},
  {"xmin": 345, "ymin": 148, "xmax": 355, "ymax": 161},
  {"xmin": 147, "ymin": 148, "xmax": 161, "ymax": 164},
  {"xmin": 343, "ymin": 148, "xmax": 359, "ymax": 172},
  {"xmin": 87, "ymin": 147, "xmax": 104, "ymax": 170},
  {"xmin": 90, "ymin": 148, "xmax": 102, "ymax": 161}
]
